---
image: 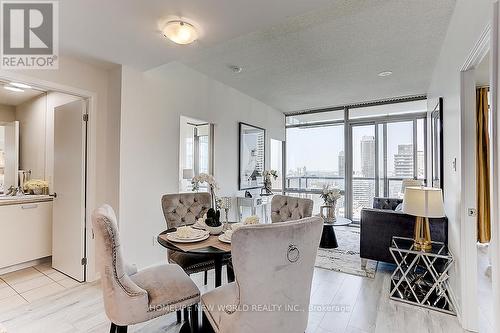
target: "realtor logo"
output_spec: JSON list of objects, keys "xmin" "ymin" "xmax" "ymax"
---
[{"xmin": 1, "ymin": 1, "xmax": 58, "ymax": 69}]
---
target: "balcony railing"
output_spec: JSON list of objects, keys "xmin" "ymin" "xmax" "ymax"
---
[
  {"xmin": 285, "ymin": 175, "xmax": 345, "ymax": 193},
  {"xmin": 284, "ymin": 175, "xmax": 424, "ymax": 221}
]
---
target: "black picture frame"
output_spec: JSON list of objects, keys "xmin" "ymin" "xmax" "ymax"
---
[
  {"xmin": 431, "ymin": 97, "xmax": 444, "ymax": 192},
  {"xmin": 238, "ymin": 122, "xmax": 266, "ymax": 190}
]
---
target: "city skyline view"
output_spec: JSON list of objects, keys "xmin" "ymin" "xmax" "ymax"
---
[{"xmin": 285, "ymin": 118, "xmax": 427, "ymax": 219}]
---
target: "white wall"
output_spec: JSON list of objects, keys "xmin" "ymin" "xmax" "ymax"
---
[
  {"xmin": 119, "ymin": 62, "xmax": 285, "ymax": 268},
  {"xmin": 16, "ymin": 94, "xmax": 47, "ymax": 179},
  {"xmin": 0, "ymin": 104, "xmax": 15, "ymax": 122},
  {"xmin": 427, "ymin": 0, "xmax": 492, "ymax": 326},
  {"xmin": 106, "ymin": 67, "xmax": 122, "ymax": 215}
]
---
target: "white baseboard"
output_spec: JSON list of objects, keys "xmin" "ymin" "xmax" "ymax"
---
[{"xmin": 0, "ymin": 256, "xmax": 51, "ymax": 275}]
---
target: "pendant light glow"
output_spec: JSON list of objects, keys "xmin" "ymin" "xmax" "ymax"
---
[{"xmin": 162, "ymin": 21, "xmax": 198, "ymax": 45}]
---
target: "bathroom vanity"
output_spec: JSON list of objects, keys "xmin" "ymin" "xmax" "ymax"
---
[{"xmin": 0, "ymin": 196, "xmax": 53, "ymax": 270}]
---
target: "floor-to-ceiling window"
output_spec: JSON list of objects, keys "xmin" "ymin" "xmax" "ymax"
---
[{"xmin": 284, "ymin": 97, "xmax": 427, "ymax": 222}]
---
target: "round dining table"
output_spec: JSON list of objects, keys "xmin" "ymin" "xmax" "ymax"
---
[{"xmin": 157, "ymin": 228, "xmax": 234, "ymax": 287}]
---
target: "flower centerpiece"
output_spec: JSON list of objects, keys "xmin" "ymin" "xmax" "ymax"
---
[
  {"xmin": 192, "ymin": 173, "xmax": 219, "ymax": 208},
  {"xmin": 320, "ymin": 185, "xmax": 344, "ymax": 223},
  {"xmin": 261, "ymin": 170, "xmax": 278, "ymax": 195}
]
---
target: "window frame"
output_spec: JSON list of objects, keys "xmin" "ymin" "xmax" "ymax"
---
[{"xmin": 284, "ymin": 96, "xmax": 428, "ymax": 221}]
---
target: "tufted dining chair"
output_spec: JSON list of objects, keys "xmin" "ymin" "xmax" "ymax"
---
[
  {"xmin": 271, "ymin": 195, "xmax": 314, "ymax": 223},
  {"xmin": 201, "ymin": 216, "xmax": 323, "ymax": 333},
  {"xmin": 161, "ymin": 193, "xmax": 232, "ymax": 285},
  {"xmin": 91, "ymin": 204, "xmax": 200, "ymax": 333}
]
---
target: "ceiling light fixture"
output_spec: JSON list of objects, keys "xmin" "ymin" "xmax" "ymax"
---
[
  {"xmin": 4, "ymin": 86, "xmax": 24, "ymax": 92},
  {"xmin": 162, "ymin": 20, "xmax": 198, "ymax": 45},
  {"xmin": 10, "ymin": 82, "xmax": 32, "ymax": 89},
  {"xmin": 378, "ymin": 71, "xmax": 393, "ymax": 77}
]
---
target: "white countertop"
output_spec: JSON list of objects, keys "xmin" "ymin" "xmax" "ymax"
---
[{"xmin": 0, "ymin": 195, "xmax": 53, "ymax": 206}]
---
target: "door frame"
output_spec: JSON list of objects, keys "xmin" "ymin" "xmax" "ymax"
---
[
  {"xmin": 0, "ymin": 71, "xmax": 98, "ymax": 282},
  {"xmin": 458, "ymin": 7, "xmax": 499, "ymax": 330},
  {"xmin": 491, "ymin": 2, "xmax": 500, "ymax": 331}
]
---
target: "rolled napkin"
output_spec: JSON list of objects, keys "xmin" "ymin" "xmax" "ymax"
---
[
  {"xmin": 196, "ymin": 217, "xmax": 207, "ymax": 228},
  {"xmin": 243, "ymin": 215, "xmax": 260, "ymax": 225}
]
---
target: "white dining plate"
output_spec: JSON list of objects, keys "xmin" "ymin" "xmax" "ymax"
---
[
  {"xmin": 218, "ymin": 234, "xmax": 231, "ymax": 244},
  {"xmin": 167, "ymin": 232, "xmax": 209, "ymax": 243}
]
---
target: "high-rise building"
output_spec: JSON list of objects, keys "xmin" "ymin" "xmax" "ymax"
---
[
  {"xmin": 417, "ymin": 150, "xmax": 425, "ymax": 178},
  {"xmin": 394, "ymin": 144, "xmax": 414, "ymax": 178},
  {"xmin": 338, "ymin": 151, "xmax": 345, "ymax": 177},
  {"xmin": 361, "ymin": 136, "xmax": 375, "ymax": 177}
]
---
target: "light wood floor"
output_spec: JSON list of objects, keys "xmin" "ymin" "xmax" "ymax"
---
[
  {"xmin": 0, "ymin": 264, "xmax": 466, "ymax": 333},
  {"xmin": 477, "ymin": 245, "xmax": 493, "ymax": 333}
]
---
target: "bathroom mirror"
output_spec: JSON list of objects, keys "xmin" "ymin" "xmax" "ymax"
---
[{"xmin": 0, "ymin": 121, "xmax": 19, "ymax": 193}]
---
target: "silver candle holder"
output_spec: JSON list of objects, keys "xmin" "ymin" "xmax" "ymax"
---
[{"xmin": 219, "ymin": 197, "xmax": 232, "ymax": 230}]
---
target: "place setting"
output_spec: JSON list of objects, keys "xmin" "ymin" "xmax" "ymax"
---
[{"xmin": 165, "ymin": 226, "xmax": 210, "ymax": 243}]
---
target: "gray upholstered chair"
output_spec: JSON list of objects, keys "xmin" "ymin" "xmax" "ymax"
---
[
  {"xmin": 201, "ymin": 216, "xmax": 323, "ymax": 333},
  {"xmin": 161, "ymin": 193, "xmax": 232, "ymax": 285},
  {"xmin": 92, "ymin": 204, "xmax": 200, "ymax": 333},
  {"xmin": 270, "ymin": 194, "xmax": 314, "ymax": 223}
]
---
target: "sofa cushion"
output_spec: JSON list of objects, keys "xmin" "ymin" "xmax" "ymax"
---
[{"xmin": 373, "ymin": 197, "xmax": 402, "ymax": 210}]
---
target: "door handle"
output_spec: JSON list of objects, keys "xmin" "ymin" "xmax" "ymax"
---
[{"xmin": 21, "ymin": 204, "xmax": 38, "ymax": 209}]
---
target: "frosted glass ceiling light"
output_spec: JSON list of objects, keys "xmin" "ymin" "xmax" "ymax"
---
[{"xmin": 162, "ymin": 20, "xmax": 198, "ymax": 45}]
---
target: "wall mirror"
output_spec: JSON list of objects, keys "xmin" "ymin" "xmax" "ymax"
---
[
  {"xmin": 0, "ymin": 121, "xmax": 19, "ymax": 193},
  {"xmin": 430, "ymin": 97, "xmax": 443, "ymax": 190},
  {"xmin": 179, "ymin": 116, "xmax": 214, "ymax": 192},
  {"xmin": 239, "ymin": 122, "xmax": 265, "ymax": 190}
]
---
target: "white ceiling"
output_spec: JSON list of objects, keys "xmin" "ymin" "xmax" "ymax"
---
[
  {"xmin": 60, "ymin": 0, "xmax": 456, "ymax": 112},
  {"xmin": 59, "ymin": 0, "xmax": 335, "ymax": 69},
  {"xmin": 0, "ymin": 82, "xmax": 45, "ymax": 106}
]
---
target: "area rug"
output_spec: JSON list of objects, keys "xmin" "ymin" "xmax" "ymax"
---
[{"xmin": 315, "ymin": 227, "xmax": 378, "ymax": 278}]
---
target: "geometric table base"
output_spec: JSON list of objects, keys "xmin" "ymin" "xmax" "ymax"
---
[{"xmin": 389, "ymin": 236, "xmax": 456, "ymax": 315}]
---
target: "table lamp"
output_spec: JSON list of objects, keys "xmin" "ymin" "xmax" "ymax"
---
[{"xmin": 402, "ymin": 186, "xmax": 445, "ymax": 251}]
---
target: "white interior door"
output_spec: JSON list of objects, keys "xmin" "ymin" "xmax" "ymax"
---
[
  {"xmin": 4, "ymin": 121, "xmax": 19, "ymax": 190},
  {"xmin": 52, "ymin": 100, "xmax": 86, "ymax": 282}
]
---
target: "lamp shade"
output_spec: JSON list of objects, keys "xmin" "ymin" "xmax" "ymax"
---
[
  {"xmin": 400, "ymin": 179, "xmax": 423, "ymax": 194},
  {"xmin": 402, "ymin": 186, "xmax": 445, "ymax": 218}
]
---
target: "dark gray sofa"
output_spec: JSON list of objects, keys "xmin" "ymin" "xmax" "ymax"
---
[{"xmin": 360, "ymin": 197, "xmax": 448, "ymax": 264}]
